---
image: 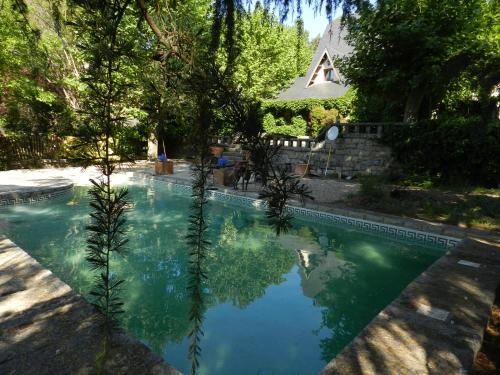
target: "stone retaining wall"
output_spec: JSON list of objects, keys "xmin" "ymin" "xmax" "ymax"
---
[
  {"xmin": 279, "ymin": 135, "xmax": 392, "ymax": 177},
  {"xmin": 206, "ymin": 124, "xmax": 396, "ymax": 177}
]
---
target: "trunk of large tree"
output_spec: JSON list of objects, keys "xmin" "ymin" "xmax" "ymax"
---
[
  {"xmin": 403, "ymin": 89, "xmax": 425, "ymax": 123},
  {"xmin": 478, "ymin": 84, "xmax": 500, "ymax": 121}
]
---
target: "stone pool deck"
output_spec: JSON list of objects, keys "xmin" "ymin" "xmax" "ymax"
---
[
  {"xmin": 319, "ymin": 233, "xmax": 500, "ymax": 375},
  {"xmin": 146, "ymin": 160, "xmax": 359, "ymax": 203},
  {"xmin": 0, "ymin": 237, "xmax": 181, "ymax": 375},
  {"xmin": 0, "ymin": 161, "xmax": 360, "ymax": 204},
  {"xmin": 0, "ymin": 168, "xmax": 75, "ymax": 205},
  {"xmin": 1, "ymin": 165, "xmax": 499, "ymax": 375}
]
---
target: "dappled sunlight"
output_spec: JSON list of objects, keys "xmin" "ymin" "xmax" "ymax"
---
[
  {"xmin": 353, "ymin": 243, "xmax": 392, "ymax": 268},
  {"xmin": 1, "ymin": 181, "xmax": 446, "ymax": 374},
  {"xmin": 6, "ymin": 205, "xmax": 59, "ymax": 216}
]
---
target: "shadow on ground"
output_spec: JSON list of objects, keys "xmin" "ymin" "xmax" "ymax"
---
[
  {"xmin": 320, "ymin": 237, "xmax": 500, "ymax": 375},
  {"xmin": 0, "ymin": 238, "xmax": 180, "ymax": 375}
]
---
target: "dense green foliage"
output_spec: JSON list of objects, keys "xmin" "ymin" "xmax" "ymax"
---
[
  {"xmin": 341, "ymin": 0, "xmax": 499, "ymax": 122},
  {"xmin": 263, "ymin": 113, "xmax": 308, "ymax": 136},
  {"xmin": 123, "ymin": 1, "xmax": 314, "ymax": 153},
  {"xmin": 261, "ymin": 92, "xmax": 353, "ymax": 136},
  {"xmin": 263, "ymin": 94, "xmax": 354, "ymax": 118},
  {"xmin": 310, "ymin": 106, "xmax": 340, "ymax": 135},
  {"xmin": 74, "ymin": 0, "xmax": 143, "ymax": 164},
  {"xmin": 0, "ymin": 0, "xmax": 154, "ymax": 159},
  {"xmin": 383, "ymin": 117, "xmax": 500, "ymax": 187},
  {"xmin": 0, "ymin": 0, "xmax": 75, "ymax": 134},
  {"xmin": 231, "ymin": 5, "xmax": 313, "ymax": 99}
]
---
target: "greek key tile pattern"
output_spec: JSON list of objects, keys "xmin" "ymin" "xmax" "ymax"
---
[
  {"xmin": 0, "ymin": 185, "xmax": 73, "ymax": 207},
  {"xmin": 156, "ymin": 180, "xmax": 460, "ymax": 249},
  {"xmin": 3, "ymin": 174, "xmax": 459, "ymax": 249},
  {"xmin": 284, "ymin": 206, "xmax": 460, "ymax": 249}
]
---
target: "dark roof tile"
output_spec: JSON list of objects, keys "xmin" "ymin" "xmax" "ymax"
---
[{"xmin": 276, "ymin": 18, "xmax": 353, "ymax": 101}]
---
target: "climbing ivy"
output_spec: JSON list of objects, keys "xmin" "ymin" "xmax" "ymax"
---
[{"xmin": 262, "ymin": 90, "xmax": 355, "ymax": 119}]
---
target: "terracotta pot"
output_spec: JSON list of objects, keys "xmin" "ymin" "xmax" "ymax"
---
[
  {"xmin": 294, "ymin": 163, "xmax": 309, "ymax": 176},
  {"xmin": 213, "ymin": 167, "xmax": 234, "ymax": 186},
  {"xmin": 210, "ymin": 146, "xmax": 224, "ymax": 157},
  {"xmin": 155, "ymin": 160, "xmax": 174, "ymax": 175}
]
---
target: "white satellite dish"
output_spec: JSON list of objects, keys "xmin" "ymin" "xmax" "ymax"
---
[{"xmin": 326, "ymin": 126, "xmax": 339, "ymax": 140}]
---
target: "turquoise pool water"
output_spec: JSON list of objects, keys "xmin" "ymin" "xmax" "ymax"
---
[{"xmin": 0, "ymin": 180, "xmax": 446, "ymax": 374}]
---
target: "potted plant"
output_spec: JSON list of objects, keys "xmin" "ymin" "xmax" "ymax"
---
[
  {"xmin": 155, "ymin": 153, "xmax": 174, "ymax": 175},
  {"xmin": 294, "ymin": 160, "xmax": 310, "ymax": 176}
]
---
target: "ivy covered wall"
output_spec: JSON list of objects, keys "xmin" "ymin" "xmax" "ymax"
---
[{"xmin": 261, "ymin": 90, "xmax": 355, "ymax": 137}]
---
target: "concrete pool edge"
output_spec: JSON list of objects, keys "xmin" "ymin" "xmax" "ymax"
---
[
  {"xmin": 2, "ymin": 168, "xmax": 499, "ymax": 374},
  {"xmin": 0, "ymin": 182, "xmax": 74, "ymax": 206},
  {"xmin": 142, "ymin": 172, "xmax": 461, "ymax": 249},
  {"xmin": 142, "ymin": 170, "xmax": 485, "ymax": 241},
  {"xmin": 319, "ymin": 235, "xmax": 500, "ymax": 375},
  {"xmin": 0, "ymin": 237, "xmax": 182, "ymax": 375},
  {"xmin": 144, "ymin": 172, "xmax": 500, "ymax": 375}
]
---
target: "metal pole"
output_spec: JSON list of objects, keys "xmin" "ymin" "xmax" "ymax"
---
[{"xmin": 324, "ymin": 144, "xmax": 333, "ymax": 176}]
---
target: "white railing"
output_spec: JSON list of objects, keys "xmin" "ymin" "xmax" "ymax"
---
[{"xmin": 210, "ymin": 123, "xmax": 404, "ymax": 151}]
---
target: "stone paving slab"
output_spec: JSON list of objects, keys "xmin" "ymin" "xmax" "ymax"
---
[
  {"xmin": 140, "ymin": 161, "xmax": 360, "ymax": 203},
  {"xmin": 319, "ymin": 236, "xmax": 500, "ymax": 375},
  {"xmin": 0, "ymin": 169, "xmax": 75, "ymax": 194},
  {"xmin": 1, "ymin": 165, "xmax": 499, "ymax": 375},
  {"xmin": 0, "ymin": 237, "xmax": 181, "ymax": 375}
]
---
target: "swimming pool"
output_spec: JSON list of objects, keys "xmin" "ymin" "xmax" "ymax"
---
[{"xmin": 0, "ymin": 179, "xmax": 449, "ymax": 374}]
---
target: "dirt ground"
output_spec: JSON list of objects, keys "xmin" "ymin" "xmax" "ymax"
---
[
  {"xmin": 472, "ymin": 286, "xmax": 500, "ymax": 374},
  {"xmin": 341, "ymin": 185, "xmax": 500, "ymax": 232}
]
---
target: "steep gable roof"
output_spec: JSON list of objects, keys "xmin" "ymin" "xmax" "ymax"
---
[
  {"xmin": 277, "ymin": 18, "xmax": 353, "ymax": 101},
  {"xmin": 305, "ymin": 18, "xmax": 352, "ymax": 83}
]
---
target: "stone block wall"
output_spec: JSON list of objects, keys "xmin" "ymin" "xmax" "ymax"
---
[
  {"xmin": 212, "ymin": 123, "xmax": 401, "ymax": 177},
  {"xmin": 278, "ymin": 134, "xmax": 392, "ymax": 177}
]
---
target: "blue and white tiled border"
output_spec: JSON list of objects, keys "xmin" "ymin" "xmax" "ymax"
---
[
  {"xmin": 2, "ymin": 175, "xmax": 460, "ymax": 249},
  {"xmin": 0, "ymin": 184, "xmax": 73, "ymax": 206},
  {"xmin": 153, "ymin": 179, "xmax": 461, "ymax": 249},
  {"xmin": 287, "ymin": 205, "xmax": 461, "ymax": 249}
]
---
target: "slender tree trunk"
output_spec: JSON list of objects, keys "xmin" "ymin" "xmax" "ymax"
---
[{"xmin": 403, "ymin": 88, "xmax": 425, "ymax": 123}]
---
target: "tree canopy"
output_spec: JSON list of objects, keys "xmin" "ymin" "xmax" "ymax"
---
[
  {"xmin": 231, "ymin": 5, "xmax": 313, "ymax": 99},
  {"xmin": 0, "ymin": 0, "xmax": 498, "ymax": 160},
  {"xmin": 0, "ymin": 0, "xmax": 74, "ymax": 133},
  {"xmin": 340, "ymin": 0, "xmax": 499, "ymax": 122}
]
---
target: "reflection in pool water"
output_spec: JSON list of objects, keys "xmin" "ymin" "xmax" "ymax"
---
[{"xmin": 0, "ymin": 181, "xmax": 445, "ymax": 374}]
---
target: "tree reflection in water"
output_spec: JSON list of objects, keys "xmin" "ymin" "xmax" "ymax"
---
[
  {"xmin": 1, "ymin": 184, "xmax": 444, "ymax": 374},
  {"xmin": 207, "ymin": 211, "xmax": 296, "ymax": 309}
]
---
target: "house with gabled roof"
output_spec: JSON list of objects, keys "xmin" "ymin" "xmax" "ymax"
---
[{"xmin": 277, "ymin": 18, "xmax": 353, "ymax": 100}]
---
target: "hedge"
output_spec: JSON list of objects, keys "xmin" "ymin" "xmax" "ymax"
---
[
  {"xmin": 261, "ymin": 90, "xmax": 355, "ymax": 119},
  {"xmin": 383, "ymin": 116, "xmax": 500, "ymax": 187}
]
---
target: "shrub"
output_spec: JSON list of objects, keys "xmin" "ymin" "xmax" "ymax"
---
[
  {"xmin": 263, "ymin": 112, "xmax": 276, "ymax": 130},
  {"xmin": 357, "ymin": 176, "xmax": 386, "ymax": 202},
  {"xmin": 310, "ymin": 106, "xmax": 340, "ymax": 136},
  {"xmin": 263, "ymin": 114, "xmax": 307, "ymax": 137},
  {"xmin": 262, "ymin": 91, "xmax": 353, "ymax": 137},
  {"xmin": 290, "ymin": 116, "xmax": 307, "ymax": 134},
  {"xmin": 261, "ymin": 90, "xmax": 355, "ymax": 119},
  {"xmin": 383, "ymin": 116, "xmax": 500, "ymax": 187}
]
